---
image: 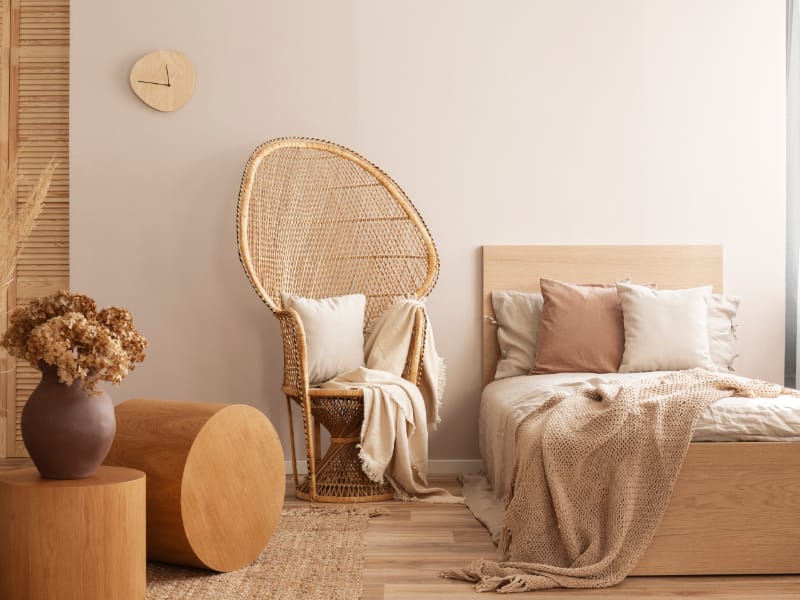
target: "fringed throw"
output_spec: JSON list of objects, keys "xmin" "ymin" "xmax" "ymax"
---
[{"xmin": 442, "ymin": 370, "xmax": 800, "ymax": 592}]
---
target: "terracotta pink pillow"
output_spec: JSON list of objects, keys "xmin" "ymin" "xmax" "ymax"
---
[{"xmin": 530, "ymin": 278, "xmax": 624, "ymax": 374}]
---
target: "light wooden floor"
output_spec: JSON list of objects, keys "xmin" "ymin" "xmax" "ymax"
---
[
  {"xmin": 3, "ymin": 459, "xmax": 799, "ymax": 599},
  {"xmin": 284, "ymin": 475, "xmax": 800, "ymax": 600}
]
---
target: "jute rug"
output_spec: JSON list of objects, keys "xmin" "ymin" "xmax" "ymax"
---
[{"xmin": 146, "ymin": 506, "xmax": 387, "ymax": 600}]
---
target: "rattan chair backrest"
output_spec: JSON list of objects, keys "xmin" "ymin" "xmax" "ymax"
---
[{"xmin": 237, "ymin": 138, "xmax": 439, "ymax": 329}]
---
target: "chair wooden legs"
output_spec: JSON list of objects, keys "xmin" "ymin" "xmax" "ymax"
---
[{"xmin": 285, "ymin": 396, "xmax": 299, "ymax": 488}]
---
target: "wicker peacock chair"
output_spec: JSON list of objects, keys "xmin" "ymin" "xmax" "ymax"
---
[{"xmin": 236, "ymin": 138, "xmax": 439, "ymax": 503}]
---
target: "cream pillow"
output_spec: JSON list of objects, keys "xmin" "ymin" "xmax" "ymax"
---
[
  {"xmin": 280, "ymin": 292, "xmax": 366, "ymax": 385},
  {"xmin": 707, "ymin": 294, "xmax": 740, "ymax": 372},
  {"xmin": 491, "ymin": 291, "xmax": 543, "ymax": 379},
  {"xmin": 617, "ymin": 283, "xmax": 715, "ymax": 373}
]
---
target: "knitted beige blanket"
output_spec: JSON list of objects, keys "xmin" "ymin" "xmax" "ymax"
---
[
  {"xmin": 443, "ymin": 369, "xmax": 799, "ymax": 592},
  {"xmin": 322, "ymin": 299, "xmax": 460, "ymax": 503}
]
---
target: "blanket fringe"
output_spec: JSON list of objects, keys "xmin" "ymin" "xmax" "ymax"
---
[
  {"xmin": 440, "ymin": 560, "xmax": 561, "ymax": 593},
  {"xmin": 439, "ymin": 561, "xmax": 483, "ymax": 584},
  {"xmin": 440, "ymin": 560, "xmax": 522, "ymax": 593},
  {"xmin": 357, "ymin": 445, "xmax": 390, "ymax": 485}
]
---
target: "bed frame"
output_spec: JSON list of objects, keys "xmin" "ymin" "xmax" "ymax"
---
[{"xmin": 482, "ymin": 245, "xmax": 800, "ymax": 576}]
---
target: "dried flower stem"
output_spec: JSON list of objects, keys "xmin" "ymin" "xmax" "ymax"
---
[{"xmin": 0, "ymin": 158, "xmax": 57, "ymax": 293}]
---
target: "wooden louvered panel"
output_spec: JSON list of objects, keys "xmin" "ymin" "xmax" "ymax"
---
[
  {"xmin": 1, "ymin": 0, "xmax": 68, "ymax": 457},
  {"xmin": 19, "ymin": 6, "xmax": 67, "ymax": 46},
  {"xmin": 13, "ymin": 360, "xmax": 37, "ymax": 454},
  {"xmin": 16, "ymin": 277, "xmax": 63, "ymax": 299},
  {"xmin": 0, "ymin": 0, "xmax": 8, "ymax": 460}
]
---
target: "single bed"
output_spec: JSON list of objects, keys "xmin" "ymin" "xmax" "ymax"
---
[{"xmin": 481, "ymin": 245, "xmax": 800, "ymax": 576}]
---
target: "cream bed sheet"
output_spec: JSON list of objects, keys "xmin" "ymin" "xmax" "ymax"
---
[{"xmin": 480, "ymin": 371, "xmax": 800, "ymax": 500}]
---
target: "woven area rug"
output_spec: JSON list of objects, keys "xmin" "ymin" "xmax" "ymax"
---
[{"xmin": 146, "ymin": 507, "xmax": 387, "ymax": 600}]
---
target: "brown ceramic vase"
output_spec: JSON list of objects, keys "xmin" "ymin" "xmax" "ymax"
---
[{"xmin": 21, "ymin": 361, "xmax": 116, "ymax": 479}]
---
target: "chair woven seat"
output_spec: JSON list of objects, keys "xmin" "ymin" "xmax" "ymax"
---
[{"xmin": 237, "ymin": 138, "xmax": 439, "ymax": 503}]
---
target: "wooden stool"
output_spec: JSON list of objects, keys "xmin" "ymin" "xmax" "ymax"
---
[
  {"xmin": 104, "ymin": 398, "xmax": 285, "ymax": 572},
  {"xmin": 0, "ymin": 466, "xmax": 146, "ymax": 600}
]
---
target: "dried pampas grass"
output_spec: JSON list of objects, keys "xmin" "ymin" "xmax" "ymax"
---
[{"xmin": 0, "ymin": 158, "xmax": 57, "ymax": 293}]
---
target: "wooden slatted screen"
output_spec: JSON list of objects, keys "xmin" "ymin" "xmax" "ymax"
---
[{"xmin": 0, "ymin": 0, "xmax": 68, "ymax": 457}]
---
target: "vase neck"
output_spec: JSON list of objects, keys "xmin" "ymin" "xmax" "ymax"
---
[{"xmin": 37, "ymin": 360, "xmax": 86, "ymax": 392}]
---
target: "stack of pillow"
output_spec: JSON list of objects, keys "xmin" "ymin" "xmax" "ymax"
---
[{"xmin": 492, "ymin": 279, "xmax": 739, "ymax": 380}]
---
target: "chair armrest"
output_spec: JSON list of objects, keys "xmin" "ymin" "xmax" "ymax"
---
[
  {"xmin": 273, "ymin": 308, "xmax": 310, "ymax": 397},
  {"xmin": 402, "ymin": 305, "xmax": 427, "ymax": 385},
  {"xmin": 273, "ymin": 308, "xmax": 318, "ymax": 497}
]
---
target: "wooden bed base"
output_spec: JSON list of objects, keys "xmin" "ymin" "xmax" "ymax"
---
[{"xmin": 482, "ymin": 245, "xmax": 800, "ymax": 575}]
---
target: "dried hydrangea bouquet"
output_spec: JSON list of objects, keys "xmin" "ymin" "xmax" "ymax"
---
[{"xmin": 0, "ymin": 290, "xmax": 147, "ymax": 478}]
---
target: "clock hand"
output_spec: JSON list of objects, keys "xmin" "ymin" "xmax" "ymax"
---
[
  {"xmin": 137, "ymin": 79, "xmax": 171, "ymax": 86},
  {"xmin": 165, "ymin": 64, "xmax": 171, "ymax": 87}
]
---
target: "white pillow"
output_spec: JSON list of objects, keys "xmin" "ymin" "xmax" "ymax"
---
[
  {"xmin": 491, "ymin": 291, "xmax": 543, "ymax": 379},
  {"xmin": 707, "ymin": 294, "xmax": 740, "ymax": 372},
  {"xmin": 280, "ymin": 292, "xmax": 366, "ymax": 385},
  {"xmin": 617, "ymin": 283, "xmax": 715, "ymax": 373}
]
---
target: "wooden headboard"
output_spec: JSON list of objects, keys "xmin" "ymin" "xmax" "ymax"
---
[{"xmin": 482, "ymin": 245, "xmax": 724, "ymax": 386}]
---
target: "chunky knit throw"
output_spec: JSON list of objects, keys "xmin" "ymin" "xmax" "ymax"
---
[{"xmin": 443, "ymin": 370, "xmax": 799, "ymax": 592}]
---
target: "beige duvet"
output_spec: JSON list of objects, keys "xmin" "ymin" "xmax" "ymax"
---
[{"xmin": 444, "ymin": 370, "xmax": 798, "ymax": 592}]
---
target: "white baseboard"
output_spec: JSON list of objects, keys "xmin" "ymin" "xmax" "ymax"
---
[{"xmin": 285, "ymin": 459, "xmax": 482, "ymax": 476}]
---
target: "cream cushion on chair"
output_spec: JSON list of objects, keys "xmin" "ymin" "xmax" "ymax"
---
[
  {"xmin": 280, "ymin": 293, "xmax": 366, "ymax": 384},
  {"xmin": 617, "ymin": 283, "xmax": 715, "ymax": 373}
]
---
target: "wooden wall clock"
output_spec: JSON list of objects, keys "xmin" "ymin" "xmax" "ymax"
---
[{"xmin": 130, "ymin": 50, "xmax": 195, "ymax": 112}]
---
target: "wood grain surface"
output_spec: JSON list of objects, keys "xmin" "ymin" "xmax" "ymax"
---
[
  {"xmin": 633, "ymin": 441, "xmax": 800, "ymax": 575},
  {"xmin": 104, "ymin": 398, "xmax": 285, "ymax": 572},
  {"xmin": 129, "ymin": 50, "xmax": 195, "ymax": 112},
  {"xmin": 0, "ymin": 466, "xmax": 145, "ymax": 600},
  {"xmin": 1, "ymin": 0, "xmax": 70, "ymax": 459}
]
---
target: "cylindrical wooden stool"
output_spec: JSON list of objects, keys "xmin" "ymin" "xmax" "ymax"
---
[
  {"xmin": 0, "ymin": 466, "xmax": 146, "ymax": 600},
  {"xmin": 104, "ymin": 398, "xmax": 285, "ymax": 572}
]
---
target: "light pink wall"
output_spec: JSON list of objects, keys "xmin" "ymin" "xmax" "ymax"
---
[{"xmin": 71, "ymin": 1, "xmax": 786, "ymax": 462}]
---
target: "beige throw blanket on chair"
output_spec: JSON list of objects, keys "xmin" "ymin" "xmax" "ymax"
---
[
  {"xmin": 443, "ymin": 369, "xmax": 799, "ymax": 591},
  {"xmin": 322, "ymin": 299, "xmax": 461, "ymax": 503}
]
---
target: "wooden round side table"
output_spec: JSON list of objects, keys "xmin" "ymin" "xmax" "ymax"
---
[
  {"xmin": 0, "ymin": 466, "xmax": 146, "ymax": 600},
  {"xmin": 104, "ymin": 398, "xmax": 285, "ymax": 572}
]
